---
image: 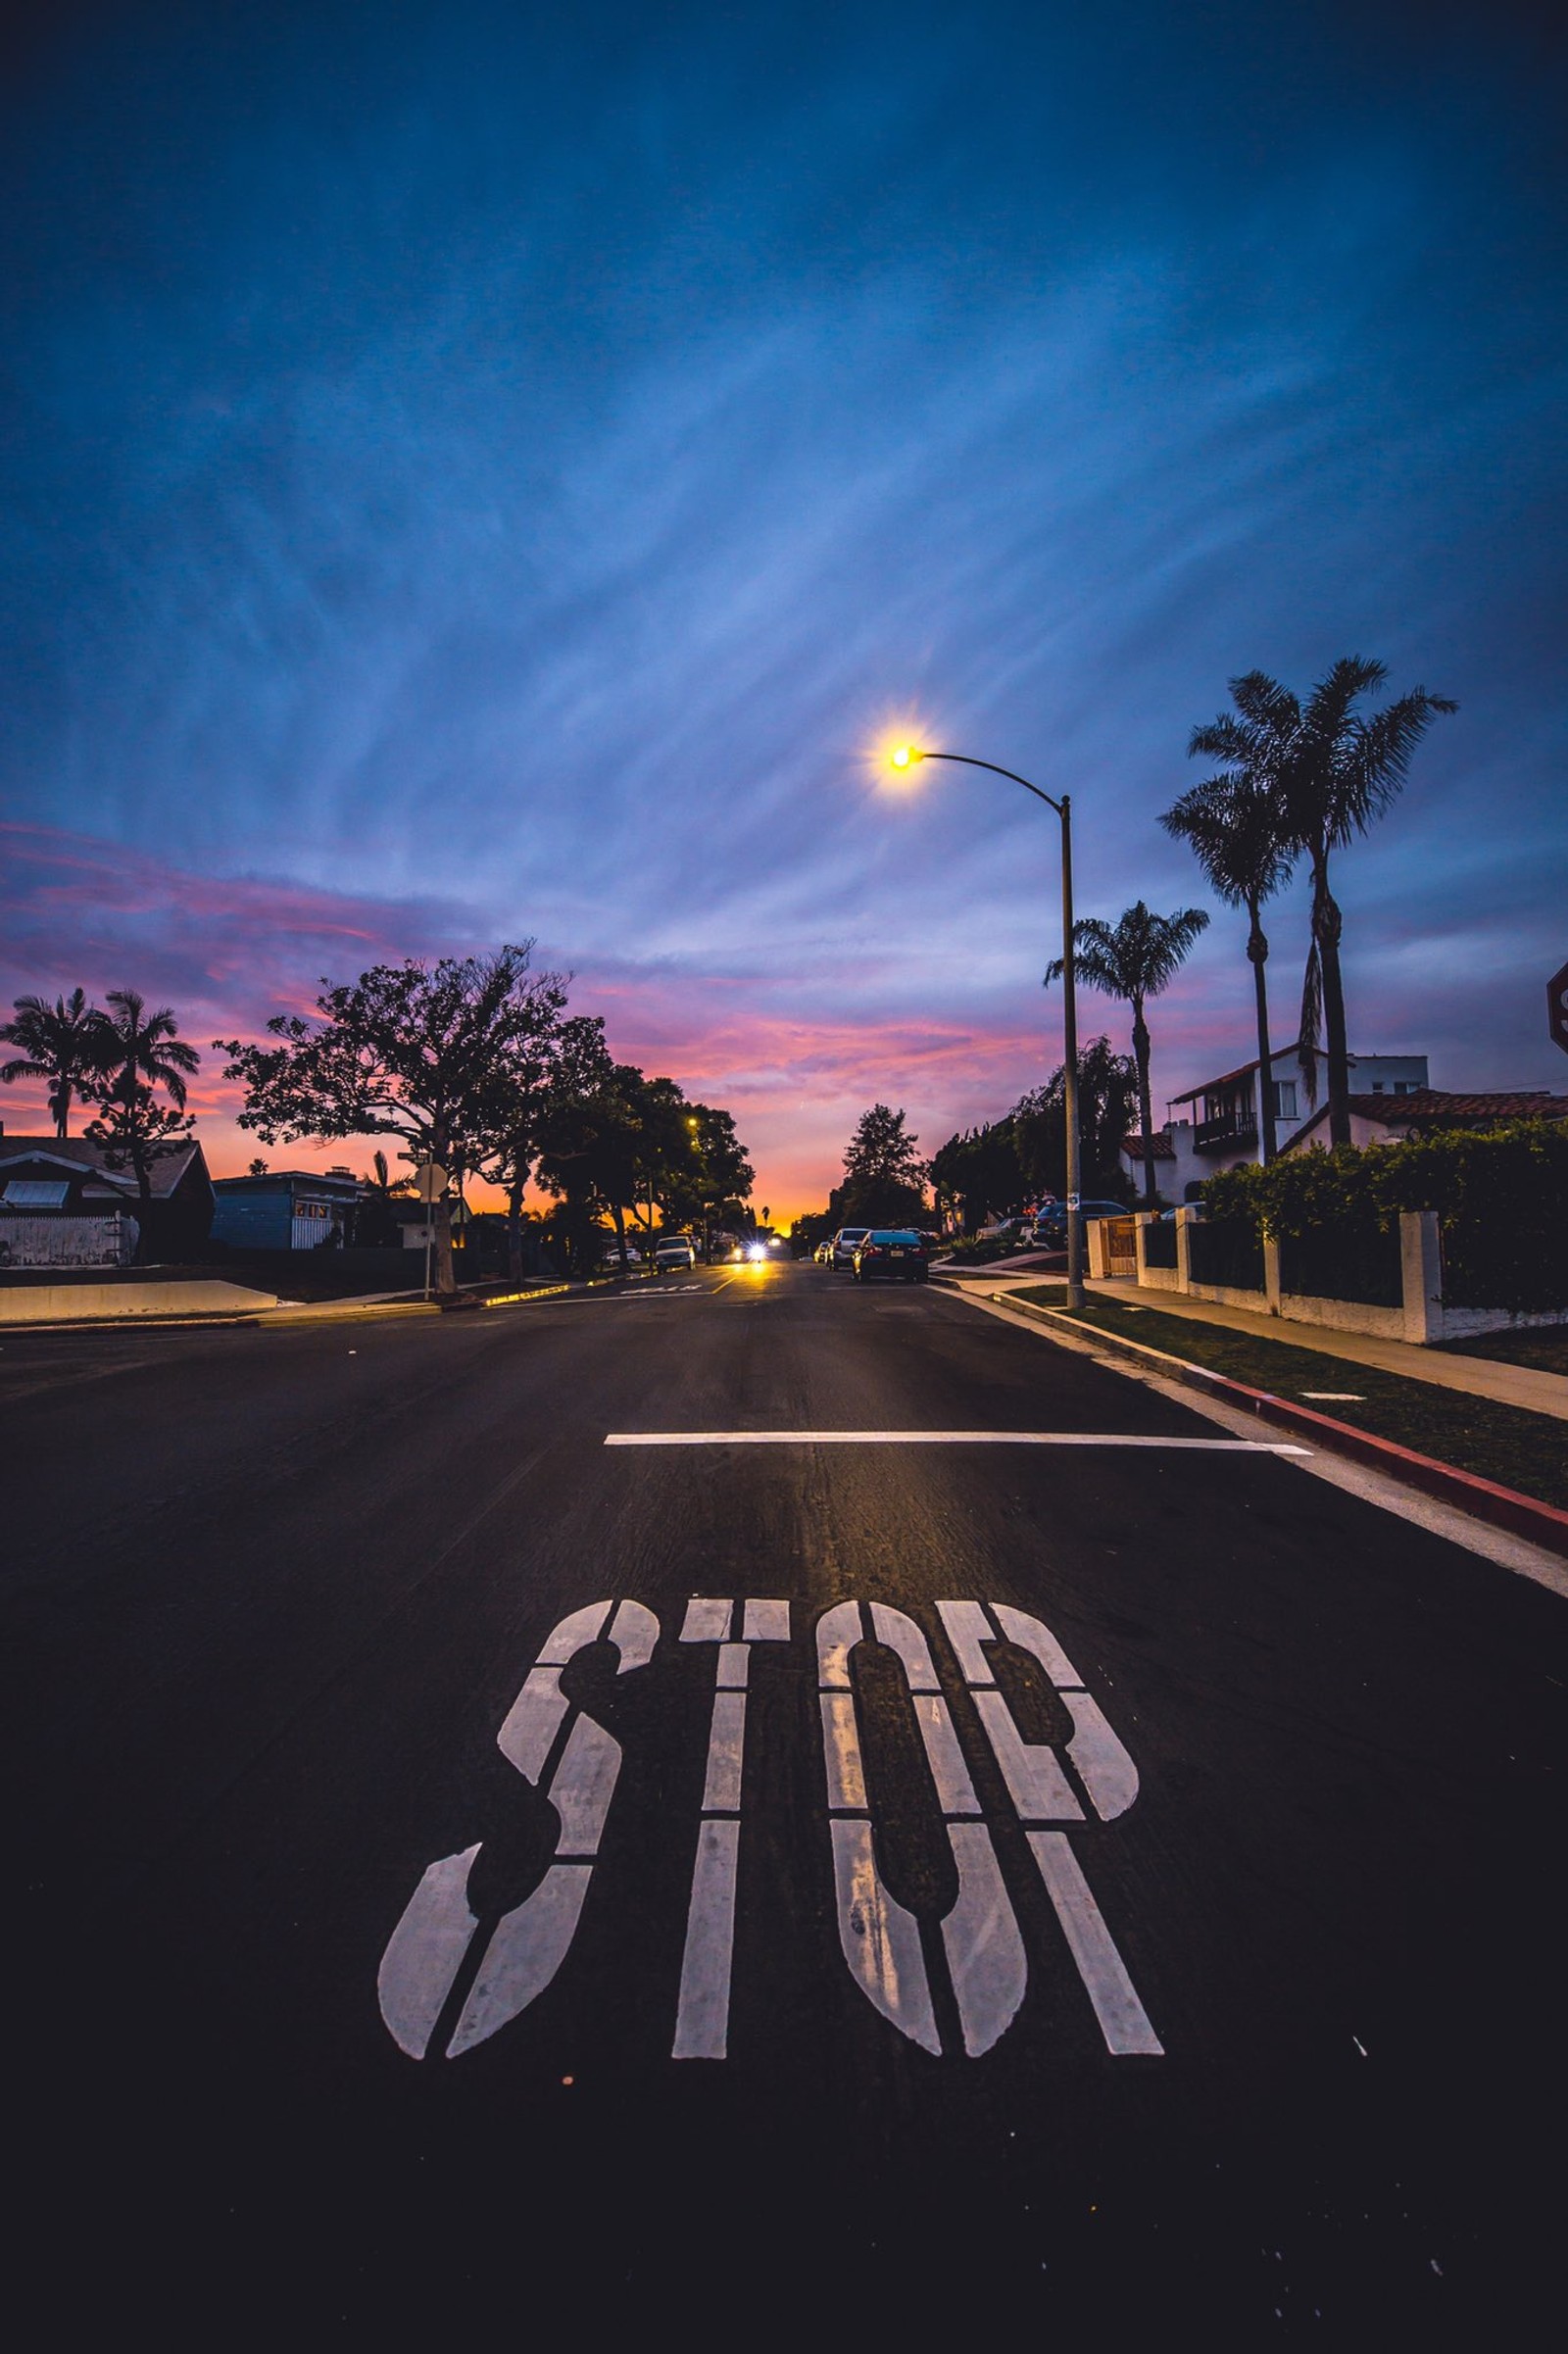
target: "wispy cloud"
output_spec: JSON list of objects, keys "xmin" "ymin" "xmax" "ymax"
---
[{"xmin": 3, "ymin": 3, "xmax": 1564, "ymax": 1204}]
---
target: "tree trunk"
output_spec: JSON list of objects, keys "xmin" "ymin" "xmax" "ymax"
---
[
  {"xmin": 1312, "ymin": 857, "xmax": 1351, "ymax": 1148},
  {"xmin": 611, "ymin": 1201, "xmax": 628, "ymax": 1270},
  {"xmin": 431, "ymin": 1123, "xmax": 457, "ymax": 1295},
  {"xmin": 1132, "ymin": 1001, "xmax": 1157, "ymax": 1207},
  {"xmin": 1248, "ymin": 897, "xmax": 1276, "ymax": 1164},
  {"xmin": 507, "ymin": 1180, "xmax": 525, "ymax": 1287}
]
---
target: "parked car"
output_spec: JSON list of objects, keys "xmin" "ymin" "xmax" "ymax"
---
[
  {"xmin": 830, "ymin": 1226, "xmax": 872, "ymax": 1269},
  {"xmin": 813, "ymin": 1240, "xmax": 834, "ymax": 1264},
  {"xmin": 654, "ymin": 1235, "xmax": 697, "ymax": 1271},
  {"xmin": 1029, "ymin": 1201, "xmax": 1133, "ymax": 1249},
  {"xmin": 852, "ymin": 1229, "xmax": 931, "ymax": 1284}
]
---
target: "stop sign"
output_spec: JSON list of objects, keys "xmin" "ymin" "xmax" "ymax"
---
[{"xmin": 1551, "ymin": 961, "xmax": 1568, "ymax": 1057}]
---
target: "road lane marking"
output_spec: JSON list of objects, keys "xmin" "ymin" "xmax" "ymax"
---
[
  {"xmin": 378, "ymin": 1597, "xmax": 658, "ymax": 2061},
  {"xmin": 605, "ymin": 1430, "xmax": 1309, "ymax": 1451},
  {"xmin": 376, "ymin": 1845, "xmax": 483, "ymax": 2062},
  {"xmin": 819, "ymin": 1599, "xmax": 1027, "ymax": 2058},
  {"xmin": 671, "ymin": 1821, "xmax": 742, "ymax": 2061},
  {"xmin": 1028, "ymin": 1833, "xmax": 1164, "ymax": 2056},
  {"xmin": 830, "ymin": 1816, "xmax": 941, "ymax": 2056},
  {"xmin": 1060, "ymin": 1691, "xmax": 1140, "ymax": 1820},
  {"xmin": 680, "ymin": 1596, "xmax": 733, "ymax": 1642},
  {"xmin": 672, "ymin": 1597, "xmax": 792, "ymax": 2060},
  {"xmin": 972, "ymin": 1688, "xmax": 1084, "ymax": 1821},
  {"xmin": 936, "ymin": 1597, "xmax": 1158, "ymax": 2046},
  {"xmin": 382, "ymin": 1594, "xmax": 1160, "ymax": 2066}
]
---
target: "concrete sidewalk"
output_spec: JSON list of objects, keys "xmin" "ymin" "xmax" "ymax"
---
[{"xmin": 976, "ymin": 1270, "xmax": 1568, "ymax": 1423}]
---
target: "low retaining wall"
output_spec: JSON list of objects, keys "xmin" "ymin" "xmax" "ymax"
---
[{"xmin": 0, "ymin": 1279, "xmax": 280, "ymax": 1323}]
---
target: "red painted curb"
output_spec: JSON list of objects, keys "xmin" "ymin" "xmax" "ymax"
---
[{"xmin": 995, "ymin": 1294, "xmax": 1568, "ymax": 1560}]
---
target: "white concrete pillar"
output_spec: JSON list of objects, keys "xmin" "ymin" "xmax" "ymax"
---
[
  {"xmin": 1400, "ymin": 1209, "xmax": 1443, "ymax": 1343},
  {"xmin": 1174, "ymin": 1204, "xmax": 1198, "ymax": 1295},
  {"xmin": 1263, "ymin": 1234, "xmax": 1282, "ymax": 1315}
]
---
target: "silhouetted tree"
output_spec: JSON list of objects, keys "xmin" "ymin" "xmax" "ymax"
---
[
  {"xmin": 219, "ymin": 945, "xmax": 564, "ymax": 1297},
  {"xmin": 1, "ymin": 988, "xmax": 110, "ymax": 1137},
  {"xmin": 1047, "ymin": 904, "xmax": 1209, "ymax": 1205},
  {"xmin": 1183, "ymin": 660, "xmax": 1455, "ymax": 1146},
  {"xmin": 1163, "ymin": 749, "xmax": 1296, "ymax": 1160}
]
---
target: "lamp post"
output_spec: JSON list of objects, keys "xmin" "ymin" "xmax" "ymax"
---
[{"xmin": 889, "ymin": 745, "xmax": 1085, "ymax": 1310}]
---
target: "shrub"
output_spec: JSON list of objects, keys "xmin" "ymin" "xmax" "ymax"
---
[{"xmin": 1202, "ymin": 1123, "xmax": 1568, "ymax": 1316}]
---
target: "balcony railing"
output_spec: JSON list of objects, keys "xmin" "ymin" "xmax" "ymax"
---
[{"xmin": 1193, "ymin": 1113, "xmax": 1257, "ymax": 1152}]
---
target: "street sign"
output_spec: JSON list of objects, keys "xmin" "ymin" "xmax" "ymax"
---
[
  {"xmin": 413, "ymin": 1161, "xmax": 448, "ymax": 1203},
  {"xmin": 1550, "ymin": 960, "xmax": 1568, "ymax": 1056}
]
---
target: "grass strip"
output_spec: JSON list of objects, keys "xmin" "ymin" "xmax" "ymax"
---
[{"xmin": 1009, "ymin": 1285, "xmax": 1568, "ymax": 1511}]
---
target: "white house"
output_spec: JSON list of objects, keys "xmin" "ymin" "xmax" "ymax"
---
[{"xmin": 1121, "ymin": 1044, "xmax": 1430, "ymax": 1201}]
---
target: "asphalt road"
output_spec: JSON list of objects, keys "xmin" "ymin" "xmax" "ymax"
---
[{"xmin": 6, "ymin": 1260, "xmax": 1565, "ymax": 2332}]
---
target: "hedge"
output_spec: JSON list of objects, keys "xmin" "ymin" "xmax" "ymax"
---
[{"xmin": 1202, "ymin": 1122, "xmax": 1568, "ymax": 1317}]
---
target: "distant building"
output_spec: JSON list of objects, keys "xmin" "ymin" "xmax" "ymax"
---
[
  {"xmin": 1121, "ymin": 1045, "xmax": 1430, "ymax": 1201},
  {"xmin": 211, "ymin": 1166, "xmax": 365, "ymax": 1251},
  {"xmin": 0, "ymin": 1133, "xmax": 214, "ymax": 1266}
]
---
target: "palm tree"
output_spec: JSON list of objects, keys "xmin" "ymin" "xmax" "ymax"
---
[
  {"xmin": 1047, "ymin": 902, "xmax": 1209, "ymax": 1206},
  {"xmin": 1196, "ymin": 660, "xmax": 1455, "ymax": 1148},
  {"xmin": 83, "ymin": 990, "xmax": 203, "ymax": 1228},
  {"xmin": 95, "ymin": 988, "xmax": 201, "ymax": 1111},
  {"xmin": 0, "ymin": 988, "xmax": 111, "ymax": 1137},
  {"xmin": 1161, "ymin": 758, "xmax": 1296, "ymax": 1160}
]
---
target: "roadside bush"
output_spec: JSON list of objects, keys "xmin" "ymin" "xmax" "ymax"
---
[{"xmin": 1202, "ymin": 1123, "xmax": 1568, "ymax": 1315}]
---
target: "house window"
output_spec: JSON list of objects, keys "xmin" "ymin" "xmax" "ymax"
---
[
  {"xmin": 1269, "ymin": 1081, "xmax": 1298, "ymax": 1120},
  {"xmin": 1371, "ymin": 1081, "xmax": 1385, "ymax": 1094},
  {"xmin": 1394, "ymin": 1081, "xmax": 1412, "ymax": 1096}
]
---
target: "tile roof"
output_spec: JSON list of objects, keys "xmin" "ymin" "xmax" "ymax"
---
[{"xmin": 1120, "ymin": 1131, "xmax": 1176, "ymax": 1158}]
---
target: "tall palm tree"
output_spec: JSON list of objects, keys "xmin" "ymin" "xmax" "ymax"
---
[
  {"xmin": 1161, "ymin": 762, "xmax": 1296, "ymax": 1160},
  {"xmin": 82, "ymin": 990, "xmax": 203, "ymax": 1231},
  {"xmin": 0, "ymin": 988, "xmax": 110, "ymax": 1137},
  {"xmin": 1194, "ymin": 660, "xmax": 1455, "ymax": 1148},
  {"xmin": 1046, "ymin": 901, "xmax": 1209, "ymax": 1205},
  {"xmin": 95, "ymin": 987, "xmax": 201, "ymax": 1111}
]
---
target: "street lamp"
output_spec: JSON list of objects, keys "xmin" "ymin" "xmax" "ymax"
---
[{"xmin": 888, "ymin": 744, "xmax": 1085, "ymax": 1310}]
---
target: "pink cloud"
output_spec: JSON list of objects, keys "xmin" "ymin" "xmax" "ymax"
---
[{"xmin": 2, "ymin": 822, "xmax": 1291, "ymax": 1219}]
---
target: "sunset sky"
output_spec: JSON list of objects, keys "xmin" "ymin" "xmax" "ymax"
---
[{"xmin": 3, "ymin": 2, "xmax": 1564, "ymax": 1218}]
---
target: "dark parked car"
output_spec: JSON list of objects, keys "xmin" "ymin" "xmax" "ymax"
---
[
  {"xmin": 1029, "ymin": 1201, "xmax": 1132, "ymax": 1249},
  {"xmin": 851, "ymin": 1229, "xmax": 931, "ymax": 1283}
]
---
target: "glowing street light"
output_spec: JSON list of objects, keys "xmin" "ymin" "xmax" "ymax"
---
[{"xmin": 882, "ymin": 741, "xmax": 1085, "ymax": 1309}]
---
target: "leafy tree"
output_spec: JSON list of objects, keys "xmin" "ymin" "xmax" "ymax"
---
[
  {"xmin": 472, "ymin": 987, "xmax": 576, "ymax": 1284},
  {"xmin": 1, "ymin": 988, "xmax": 111, "ymax": 1137},
  {"xmin": 1162, "ymin": 750, "xmax": 1296, "ymax": 1160},
  {"xmin": 83, "ymin": 1084, "xmax": 197, "ymax": 1250},
  {"xmin": 928, "ymin": 1120, "xmax": 1025, "ymax": 1234},
  {"xmin": 831, "ymin": 1103, "xmax": 929, "ymax": 1228},
  {"xmin": 1011, "ymin": 1039, "xmax": 1140, "ymax": 1202},
  {"xmin": 658, "ymin": 1102, "xmax": 754, "ymax": 1249},
  {"xmin": 532, "ymin": 1024, "xmax": 643, "ymax": 1272},
  {"xmin": 1188, "ymin": 660, "xmax": 1455, "ymax": 1148},
  {"xmin": 1046, "ymin": 903, "xmax": 1208, "ymax": 1205},
  {"xmin": 218, "ymin": 945, "xmax": 564, "ymax": 1297}
]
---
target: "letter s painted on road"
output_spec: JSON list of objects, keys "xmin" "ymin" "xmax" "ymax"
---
[{"xmin": 377, "ymin": 1597, "xmax": 659, "ymax": 2060}]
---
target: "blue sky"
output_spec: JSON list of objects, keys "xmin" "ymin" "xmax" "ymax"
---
[{"xmin": 3, "ymin": 1, "xmax": 1564, "ymax": 1209}]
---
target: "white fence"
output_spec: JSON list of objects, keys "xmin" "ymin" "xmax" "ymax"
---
[
  {"xmin": 1090, "ymin": 1207, "xmax": 1567, "ymax": 1344},
  {"xmin": 0, "ymin": 1212, "xmax": 138, "ymax": 1269}
]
